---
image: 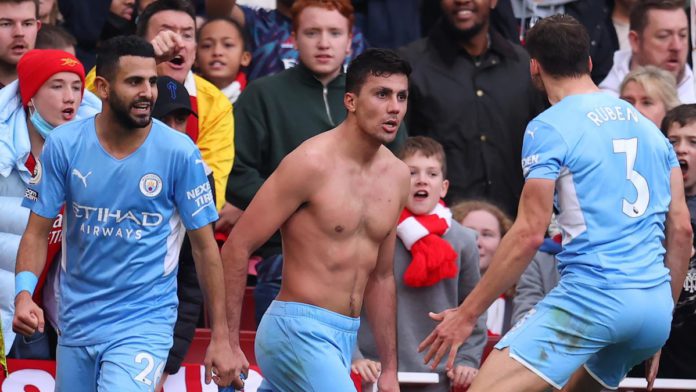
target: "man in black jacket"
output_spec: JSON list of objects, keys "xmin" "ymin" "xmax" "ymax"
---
[{"xmin": 400, "ymin": 0, "xmax": 546, "ymax": 217}]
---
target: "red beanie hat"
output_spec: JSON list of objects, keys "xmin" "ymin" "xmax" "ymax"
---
[{"xmin": 17, "ymin": 49, "xmax": 86, "ymax": 108}]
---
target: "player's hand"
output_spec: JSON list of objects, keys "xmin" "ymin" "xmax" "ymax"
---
[
  {"xmin": 447, "ymin": 365, "xmax": 478, "ymax": 388},
  {"xmin": 645, "ymin": 349, "xmax": 661, "ymax": 391},
  {"xmin": 217, "ymin": 343, "xmax": 249, "ymax": 390},
  {"xmin": 204, "ymin": 335, "xmax": 243, "ymax": 387},
  {"xmin": 215, "ymin": 202, "xmax": 244, "ymax": 235},
  {"xmin": 418, "ymin": 308, "xmax": 475, "ymax": 370},
  {"xmin": 12, "ymin": 291, "xmax": 44, "ymax": 336},
  {"xmin": 150, "ymin": 30, "xmax": 184, "ymax": 64},
  {"xmin": 351, "ymin": 358, "xmax": 381, "ymax": 384},
  {"xmin": 376, "ymin": 369, "xmax": 400, "ymax": 392}
]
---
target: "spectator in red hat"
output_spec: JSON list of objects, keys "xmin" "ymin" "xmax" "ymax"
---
[{"xmin": 0, "ymin": 48, "xmax": 87, "ymax": 360}]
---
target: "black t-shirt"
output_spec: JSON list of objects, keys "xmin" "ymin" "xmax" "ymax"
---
[{"xmin": 658, "ymin": 195, "xmax": 696, "ymax": 378}]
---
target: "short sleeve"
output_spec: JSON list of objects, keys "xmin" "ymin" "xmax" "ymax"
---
[
  {"xmin": 521, "ymin": 120, "xmax": 568, "ymax": 181},
  {"xmin": 174, "ymin": 148, "xmax": 219, "ymax": 230},
  {"xmin": 22, "ymin": 136, "xmax": 67, "ymax": 218},
  {"xmin": 666, "ymin": 138, "xmax": 679, "ymax": 169}
]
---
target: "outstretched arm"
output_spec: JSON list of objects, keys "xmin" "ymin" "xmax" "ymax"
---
[
  {"xmin": 13, "ymin": 213, "xmax": 54, "ymax": 337},
  {"xmin": 419, "ymin": 179, "xmax": 554, "ymax": 370},
  {"xmin": 205, "ymin": 0, "xmax": 245, "ymax": 25}
]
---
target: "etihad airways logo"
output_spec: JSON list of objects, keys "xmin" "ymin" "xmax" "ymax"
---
[{"xmin": 72, "ymin": 202, "xmax": 163, "ymax": 226}]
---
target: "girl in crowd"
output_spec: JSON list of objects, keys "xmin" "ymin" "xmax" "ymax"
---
[
  {"xmin": 196, "ymin": 17, "xmax": 252, "ymax": 104},
  {"xmin": 452, "ymin": 200, "xmax": 514, "ymax": 336},
  {"xmin": 620, "ymin": 65, "xmax": 680, "ymax": 127}
]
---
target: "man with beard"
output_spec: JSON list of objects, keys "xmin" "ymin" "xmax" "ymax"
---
[
  {"xmin": 205, "ymin": 0, "xmax": 367, "ymax": 81},
  {"xmin": 419, "ymin": 15, "xmax": 692, "ymax": 392},
  {"xmin": 0, "ymin": 0, "xmax": 40, "ymax": 88},
  {"xmin": 399, "ymin": 0, "xmax": 546, "ymax": 217},
  {"xmin": 12, "ymin": 36, "xmax": 239, "ymax": 391}
]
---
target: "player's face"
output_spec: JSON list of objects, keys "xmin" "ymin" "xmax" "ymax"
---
[
  {"xmin": 620, "ymin": 80, "xmax": 667, "ymax": 126},
  {"xmin": 441, "ymin": 0, "xmax": 496, "ymax": 37},
  {"xmin": 294, "ymin": 6, "xmax": 351, "ymax": 83},
  {"xmin": 668, "ymin": 121, "xmax": 696, "ymax": 196},
  {"xmin": 30, "ymin": 71, "xmax": 82, "ymax": 127},
  {"xmin": 145, "ymin": 10, "xmax": 196, "ymax": 83},
  {"xmin": 632, "ymin": 8, "xmax": 688, "ymax": 82},
  {"xmin": 108, "ymin": 56, "xmax": 158, "ymax": 129},
  {"xmin": 403, "ymin": 152, "xmax": 449, "ymax": 216},
  {"xmin": 162, "ymin": 109, "xmax": 189, "ymax": 133},
  {"xmin": 350, "ymin": 73, "xmax": 408, "ymax": 145},
  {"xmin": 460, "ymin": 209, "xmax": 502, "ymax": 274},
  {"xmin": 0, "ymin": 2, "xmax": 38, "ymax": 68},
  {"xmin": 197, "ymin": 20, "xmax": 251, "ymax": 86},
  {"xmin": 109, "ymin": 0, "xmax": 135, "ymax": 21}
]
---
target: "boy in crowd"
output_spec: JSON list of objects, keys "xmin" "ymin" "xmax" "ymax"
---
[{"xmin": 352, "ymin": 137, "xmax": 487, "ymax": 392}]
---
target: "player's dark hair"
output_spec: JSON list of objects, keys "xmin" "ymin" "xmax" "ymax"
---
[
  {"xmin": 525, "ymin": 14, "xmax": 590, "ymax": 78},
  {"xmin": 0, "ymin": 0, "xmax": 39, "ymax": 18},
  {"xmin": 398, "ymin": 136, "xmax": 448, "ymax": 178},
  {"xmin": 96, "ymin": 35, "xmax": 155, "ymax": 81},
  {"xmin": 197, "ymin": 17, "xmax": 250, "ymax": 52},
  {"xmin": 36, "ymin": 24, "xmax": 77, "ymax": 50},
  {"xmin": 136, "ymin": 0, "xmax": 196, "ymax": 38},
  {"xmin": 345, "ymin": 48, "xmax": 411, "ymax": 94},
  {"xmin": 630, "ymin": 0, "xmax": 684, "ymax": 35},
  {"xmin": 661, "ymin": 104, "xmax": 696, "ymax": 135}
]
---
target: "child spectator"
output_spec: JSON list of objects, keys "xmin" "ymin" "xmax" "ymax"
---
[
  {"xmin": 452, "ymin": 200, "xmax": 515, "ymax": 336},
  {"xmin": 196, "ymin": 17, "xmax": 251, "ymax": 104},
  {"xmin": 642, "ymin": 104, "xmax": 696, "ymax": 379},
  {"xmin": 352, "ymin": 137, "xmax": 486, "ymax": 392}
]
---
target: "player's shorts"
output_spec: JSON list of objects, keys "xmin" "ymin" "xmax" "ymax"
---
[
  {"xmin": 255, "ymin": 300, "xmax": 360, "ymax": 392},
  {"xmin": 56, "ymin": 331, "xmax": 172, "ymax": 392},
  {"xmin": 495, "ymin": 279, "xmax": 673, "ymax": 390}
]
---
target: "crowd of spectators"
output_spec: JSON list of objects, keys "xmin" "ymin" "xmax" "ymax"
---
[{"xmin": 1, "ymin": 0, "xmax": 696, "ymax": 387}]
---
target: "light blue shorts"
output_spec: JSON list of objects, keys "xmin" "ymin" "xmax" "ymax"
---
[
  {"xmin": 256, "ymin": 300, "xmax": 360, "ymax": 392},
  {"xmin": 56, "ymin": 331, "xmax": 172, "ymax": 392},
  {"xmin": 496, "ymin": 280, "xmax": 673, "ymax": 390}
]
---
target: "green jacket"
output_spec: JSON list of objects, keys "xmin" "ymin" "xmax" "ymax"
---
[{"xmin": 227, "ymin": 64, "xmax": 406, "ymax": 255}]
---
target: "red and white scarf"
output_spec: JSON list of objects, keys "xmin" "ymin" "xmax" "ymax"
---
[{"xmin": 396, "ymin": 201, "xmax": 458, "ymax": 287}]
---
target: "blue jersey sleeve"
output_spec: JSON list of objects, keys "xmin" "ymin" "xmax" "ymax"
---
[
  {"xmin": 175, "ymin": 148, "xmax": 218, "ymax": 230},
  {"xmin": 666, "ymin": 138, "xmax": 679, "ymax": 169},
  {"xmin": 22, "ymin": 136, "xmax": 67, "ymax": 218},
  {"xmin": 521, "ymin": 120, "xmax": 568, "ymax": 180}
]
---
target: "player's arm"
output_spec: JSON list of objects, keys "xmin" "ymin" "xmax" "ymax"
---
[
  {"xmin": 419, "ymin": 179, "xmax": 554, "ymax": 370},
  {"xmin": 187, "ymin": 224, "xmax": 237, "ymax": 387},
  {"xmin": 664, "ymin": 167, "xmax": 693, "ymax": 303},
  {"xmin": 220, "ymin": 148, "xmax": 322, "ymax": 344},
  {"xmin": 13, "ymin": 212, "xmax": 54, "ymax": 336},
  {"xmin": 362, "ymin": 166, "xmax": 409, "ymax": 391},
  {"xmin": 204, "ymin": 0, "xmax": 245, "ymax": 26}
]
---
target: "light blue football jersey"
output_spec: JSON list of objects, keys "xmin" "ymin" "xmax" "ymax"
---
[
  {"xmin": 521, "ymin": 92, "xmax": 678, "ymax": 288},
  {"xmin": 23, "ymin": 117, "xmax": 218, "ymax": 345}
]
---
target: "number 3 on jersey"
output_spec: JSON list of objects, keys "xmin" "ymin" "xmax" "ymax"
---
[{"xmin": 613, "ymin": 138, "xmax": 649, "ymax": 217}]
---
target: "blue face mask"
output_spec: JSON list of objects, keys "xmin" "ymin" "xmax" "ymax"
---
[{"xmin": 29, "ymin": 100, "xmax": 56, "ymax": 139}]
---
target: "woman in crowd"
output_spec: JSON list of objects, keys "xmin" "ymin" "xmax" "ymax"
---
[
  {"xmin": 452, "ymin": 200, "xmax": 514, "ymax": 336},
  {"xmin": 620, "ymin": 65, "xmax": 680, "ymax": 127}
]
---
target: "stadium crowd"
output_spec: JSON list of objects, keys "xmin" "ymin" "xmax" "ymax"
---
[{"xmin": 1, "ymin": 0, "xmax": 695, "ymax": 391}]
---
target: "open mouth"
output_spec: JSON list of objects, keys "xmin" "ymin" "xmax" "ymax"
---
[
  {"xmin": 413, "ymin": 190, "xmax": 429, "ymax": 201},
  {"xmin": 680, "ymin": 159, "xmax": 689, "ymax": 176},
  {"xmin": 132, "ymin": 101, "xmax": 151, "ymax": 115},
  {"xmin": 169, "ymin": 55, "xmax": 185, "ymax": 66},
  {"xmin": 62, "ymin": 107, "xmax": 75, "ymax": 117},
  {"xmin": 208, "ymin": 60, "xmax": 226, "ymax": 69},
  {"xmin": 10, "ymin": 43, "xmax": 26, "ymax": 53},
  {"xmin": 383, "ymin": 119, "xmax": 398, "ymax": 130}
]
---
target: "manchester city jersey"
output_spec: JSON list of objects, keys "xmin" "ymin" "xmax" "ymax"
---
[
  {"xmin": 23, "ymin": 117, "xmax": 218, "ymax": 345},
  {"xmin": 521, "ymin": 92, "xmax": 678, "ymax": 288}
]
